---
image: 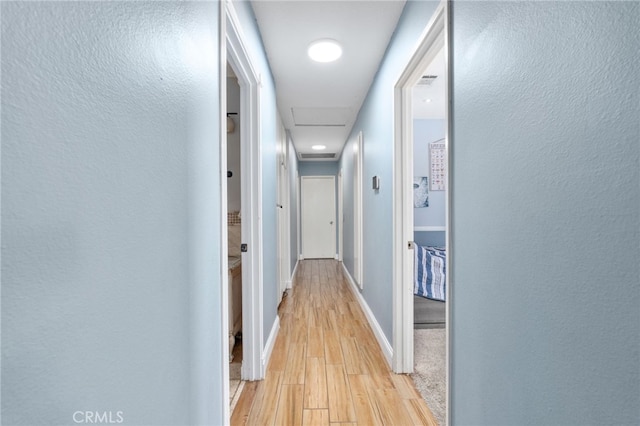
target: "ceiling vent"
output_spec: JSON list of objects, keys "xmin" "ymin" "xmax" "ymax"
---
[
  {"xmin": 300, "ymin": 153, "xmax": 337, "ymax": 159},
  {"xmin": 417, "ymin": 75, "xmax": 437, "ymax": 86}
]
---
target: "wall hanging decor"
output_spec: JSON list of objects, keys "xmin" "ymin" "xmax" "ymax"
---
[
  {"xmin": 414, "ymin": 176, "xmax": 429, "ymax": 208},
  {"xmin": 429, "ymin": 139, "xmax": 446, "ymax": 191}
]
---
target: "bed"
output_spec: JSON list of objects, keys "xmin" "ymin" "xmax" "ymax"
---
[{"xmin": 414, "ymin": 244, "xmax": 446, "ymax": 328}]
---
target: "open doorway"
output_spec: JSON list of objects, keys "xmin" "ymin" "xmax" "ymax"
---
[
  {"xmin": 224, "ymin": 0, "xmax": 264, "ymax": 390},
  {"xmin": 393, "ymin": 2, "xmax": 449, "ymax": 425},
  {"xmin": 410, "ymin": 45, "xmax": 447, "ymax": 425},
  {"xmin": 226, "ymin": 65, "xmax": 244, "ymax": 411},
  {"xmin": 276, "ymin": 118, "xmax": 290, "ymax": 304}
]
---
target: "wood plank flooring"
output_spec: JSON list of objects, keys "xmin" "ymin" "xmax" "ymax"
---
[{"xmin": 231, "ymin": 259, "xmax": 438, "ymax": 426}]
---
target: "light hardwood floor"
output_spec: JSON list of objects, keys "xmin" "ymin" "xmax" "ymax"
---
[{"xmin": 231, "ymin": 259, "xmax": 438, "ymax": 426}]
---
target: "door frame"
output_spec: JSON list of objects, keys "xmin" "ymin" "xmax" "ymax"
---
[
  {"xmin": 224, "ymin": 0, "xmax": 264, "ymax": 383},
  {"xmin": 300, "ymin": 175, "xmax": 337, "ymax": 259},
  {"xmin": 392, "ymin": 0, "xmax": 450, "ymax": 408}
]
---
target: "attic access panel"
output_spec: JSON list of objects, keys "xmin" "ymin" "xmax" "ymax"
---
[{"xmin": 292, "ymin": 107, "xmax": 350, "ymax": 127}]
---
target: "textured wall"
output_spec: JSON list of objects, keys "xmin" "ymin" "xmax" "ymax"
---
[
  {"xmin": 2, "ymin": 2, "xmax": 224, "ymax": 424},
  {"xmin": 339, "ymin": 0, "xmax": 440, "ymax": 341},
  {"xmin": 450, "ymin": 2, "xmax": 640, "ymax": 424}
]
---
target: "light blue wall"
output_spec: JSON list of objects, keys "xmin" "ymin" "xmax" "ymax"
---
[
  {"xmin": 450, "ymin": 2, "xmax": 639, "ymax": 424},
  {"xmin": 299, "ymin": 161, "xmax": 339, "ymax": 177},
  {"xmin": 339, "ymin": 0, "xmax": 440, "ymax": 342},
  {"xmin": 288, "ymin": 133, "xmax": 299, "ymax": 274},
  {"xmin": 2, "ymin": 2, "xmax": 224, "ymax": 424},
  {"xmin": 413, "ymin": 119, "xmax": 446, "ymax": 228},
  {"xmin": 414, "ymin": 231, "xmax": 445, "ymax": 248},
  {"xmin": 414, "ymin": 119, "xmax": 446, "ymax": 247},
  {"xmin": 299, "ymin": 161, "xmax": 340, "ymax": 255},
  {"xmin": 233, "ymin": 0, "xmax": 280, "ymax": 347}
]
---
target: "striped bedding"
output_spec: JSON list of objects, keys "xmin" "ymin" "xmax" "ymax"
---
[{"xmin": 414, "ymin": 244, "xmax": 446, "ymax": 302}]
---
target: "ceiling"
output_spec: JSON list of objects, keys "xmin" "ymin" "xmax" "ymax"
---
[
  {"xmin": 413, "ymin": 47, "xmax": 446, "ymax": 120},
  {"xmin": 251, "ymin": 0, "xmax": 407, "ymax": 161}
]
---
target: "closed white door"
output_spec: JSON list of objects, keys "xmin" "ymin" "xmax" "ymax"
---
[{"xmin": 301, "ymin": 176, "xmax": 336, "ymax": 259}]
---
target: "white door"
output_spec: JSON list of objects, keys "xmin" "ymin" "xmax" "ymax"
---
[{"xmin": 301, "ymin": 176, "xmax": 336, "ymax": 259}]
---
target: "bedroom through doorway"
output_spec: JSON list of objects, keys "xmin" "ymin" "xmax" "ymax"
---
[
  {"xmin": 226, "ymin": 63, "xmax": 244, "ymax": 412},
  {"xmin": 410, "ymin": 45, "xmax": 447, "ymax": 426},
  {"xmin": 392, "ymin": 2, "xmax": 449, "ymax": 425}
]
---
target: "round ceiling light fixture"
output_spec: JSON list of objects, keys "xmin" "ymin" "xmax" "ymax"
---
[
  {"xmin": 308, "ymin": 39, "xmax": 342, "ymax": 63},
  {"xmin": 312, "ymin": 145, "xmax": 327, "ymax": 151}
]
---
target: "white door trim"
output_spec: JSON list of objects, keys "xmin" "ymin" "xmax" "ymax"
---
[
  {"xmin": 225, "ymin": 0, "xmax": 264, "ymax": 382},
  {"xmin": 213, "ymin": 1, "xmax": 229, "ymax": 424},
  {"xmin": 392, "ymin": 0, "xmax": 449, "ymax": 389}
]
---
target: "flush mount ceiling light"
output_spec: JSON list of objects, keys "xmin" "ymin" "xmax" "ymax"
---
[
  {"xmin": 308, "ymin": 39, "xmax": 342, "ymax": 63},
  {"xmin": 312, "ymin": 145, "xmax": 327, "ymax": 151}
]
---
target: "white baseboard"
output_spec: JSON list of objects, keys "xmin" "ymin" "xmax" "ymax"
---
[
  {"xmin": 299, "ymin": 254, "xmax": 303, "ymax": 261},
  {"xmin": 340, "ymin": 263, "xmax": 393, "ymax": 367},
  {"xmin": 262, "ymin": 316, "xmax": 280, "ymax": 374},
  {"xmin": 288, "ymin": 259, "xmax": 299, "ymax": 289},
  {"xmin": 334, "ymin": 254, "xmax": 339, "ymax": 260}
]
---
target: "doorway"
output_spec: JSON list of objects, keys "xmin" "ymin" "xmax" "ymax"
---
[
  {"xmin": 410, "ymin": 45, "xmax": 448, "ymax": 425},
  {"xmin": 224, "ymin": 0, "xmax": 264, "ymax": 388},
  {"xmin": 226, "ymin": 65, "xmax": 245, "ymax": 413},
  {"xmin": 392, "ymin": 1, "xmax": 450, "ymax": 424},
  {"xmin": 301, "ymin": 176, "xmax": 336, "ymax": 259},
  {"xmin": 276, "ymin": 117, "xmax": 290, "ymax": 303}
]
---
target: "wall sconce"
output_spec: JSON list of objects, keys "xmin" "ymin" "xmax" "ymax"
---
[{"xmin": 227, "ymin": 113, "xmax": 237, "ymax": 134}]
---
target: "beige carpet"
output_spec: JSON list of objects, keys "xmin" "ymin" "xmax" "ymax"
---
[
  {"xmin": 229, "ymin": 363, "xmax": 243, "ymax": 413},
  {"xmin": 411, "ymin": 329, "xmax": 446, "ymax": 426}
]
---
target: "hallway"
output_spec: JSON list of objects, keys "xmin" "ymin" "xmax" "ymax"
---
[{"xmin": 231, "ymin": 260, "xmax": 437, "ymax": 426}]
